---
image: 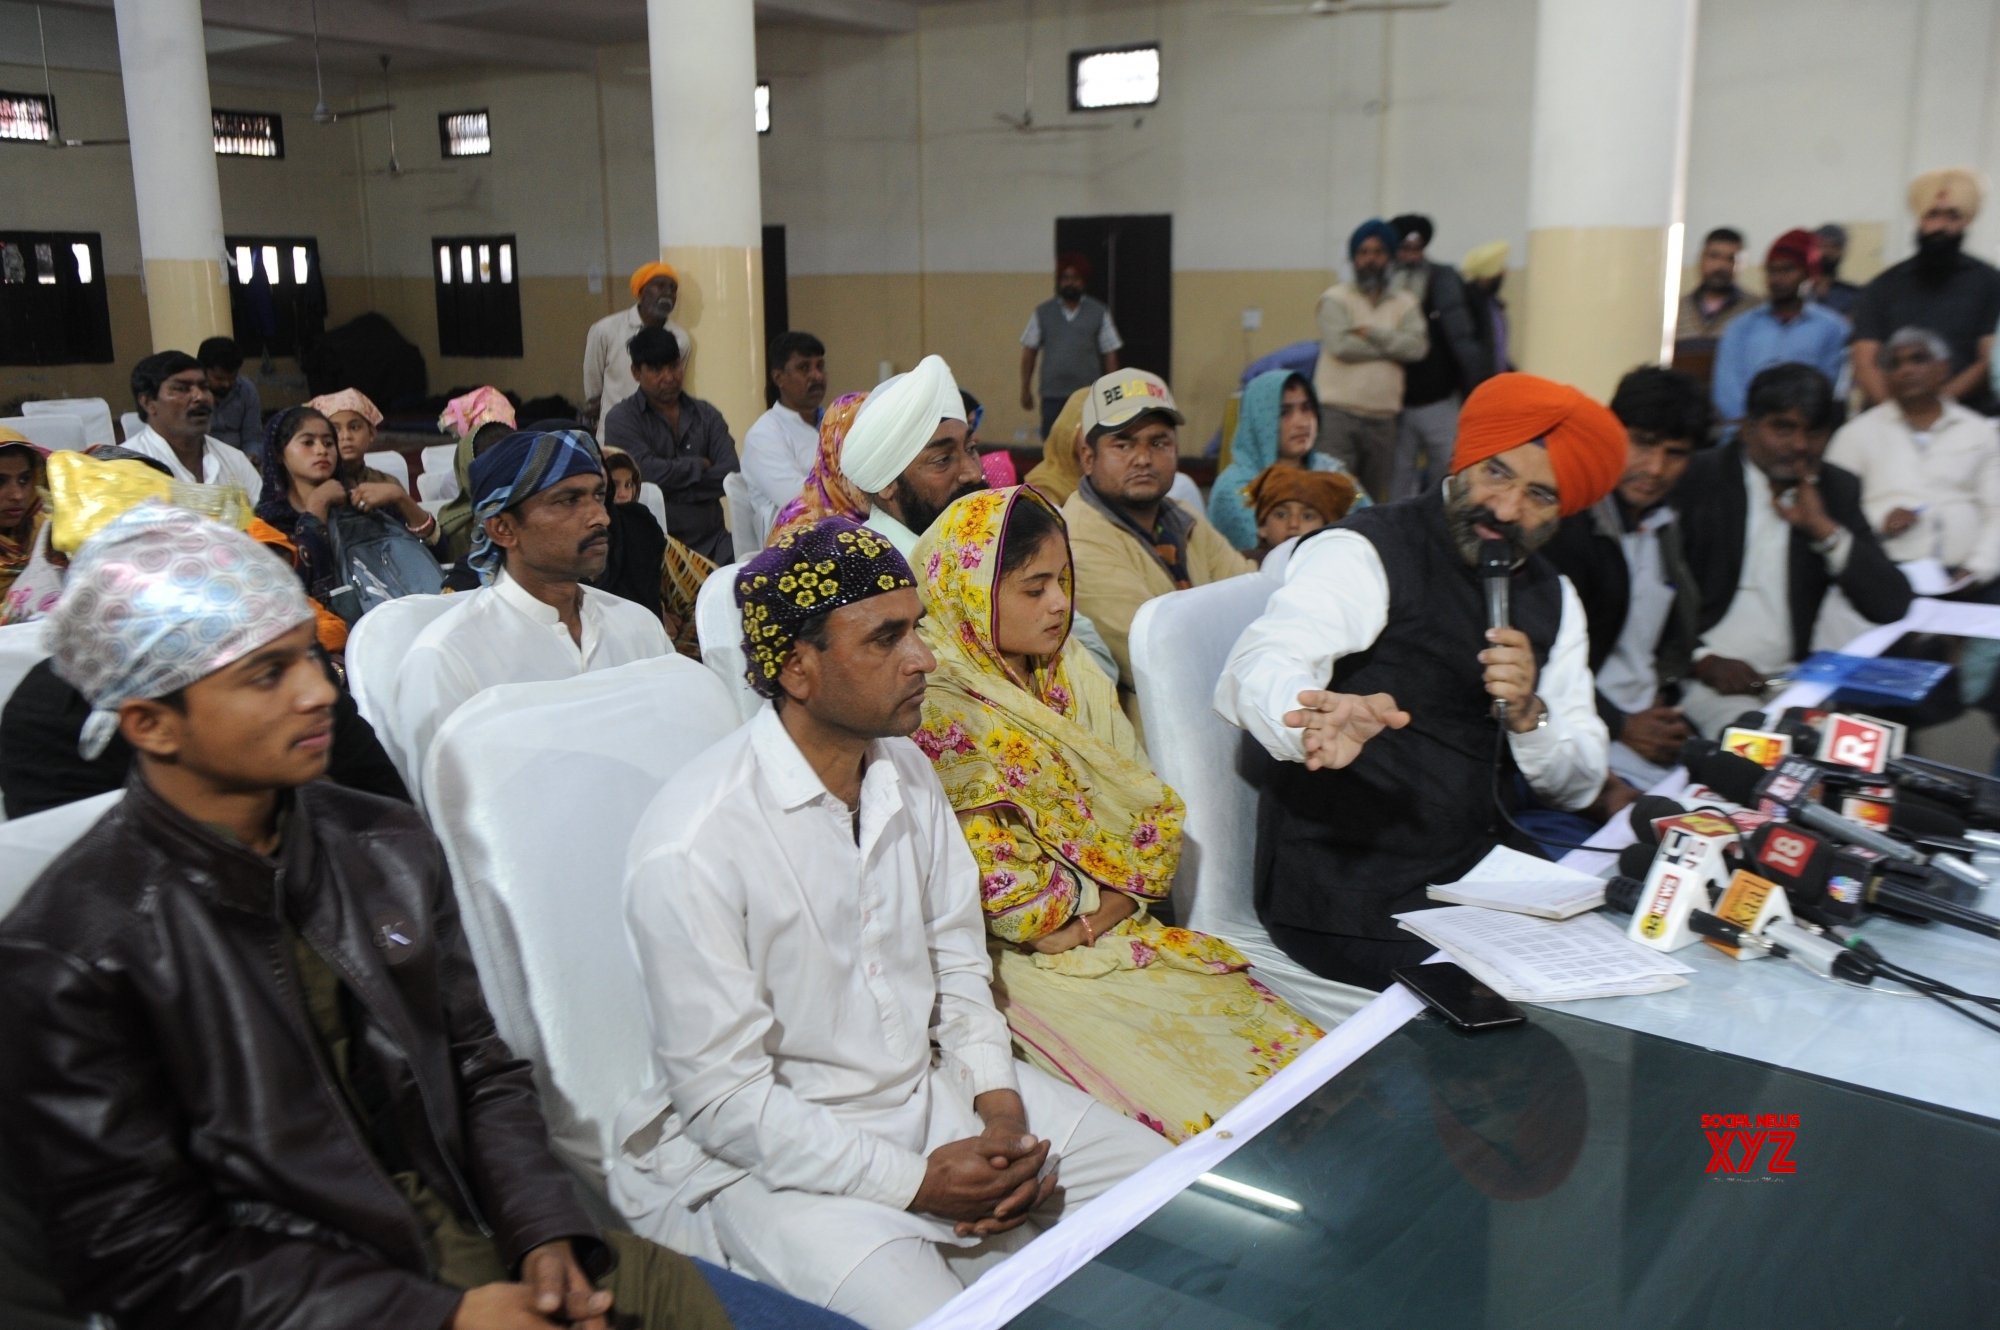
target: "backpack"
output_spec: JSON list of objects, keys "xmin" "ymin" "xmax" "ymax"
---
[{"xmin": 323, "ymin": 505, "xmax": 446, "ymax": 624}]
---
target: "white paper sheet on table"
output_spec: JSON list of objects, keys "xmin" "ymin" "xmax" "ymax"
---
[
  {"xmin": 1394, "ymin": 906, "xmax": 1693, "ymax": 1001},
  {"xmin": 1897, "ymin": 558, "xmax": 1977, "ymax": 597},
  {"xmin": 1427, "ymin": 844, "xmax": 1606, "ymax": 918}
]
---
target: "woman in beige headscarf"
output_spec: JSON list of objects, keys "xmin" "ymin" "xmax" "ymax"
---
[{"xmin": 1022, "ymin": 386, "xmax": 1090, "ymax": 504}]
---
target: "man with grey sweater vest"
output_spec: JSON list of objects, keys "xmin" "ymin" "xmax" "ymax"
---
[{"xmin": 1020, "ymin": 253, "xmax": 1124, "ymax": 439}]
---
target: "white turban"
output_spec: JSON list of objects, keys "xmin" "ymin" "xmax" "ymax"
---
[{"xmin": 839, "ymin": 354, "xmax": 966, "ymax": 495}]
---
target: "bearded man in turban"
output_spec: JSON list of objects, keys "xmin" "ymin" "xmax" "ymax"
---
[
  {"xmin": 583, "ymin": 260, "xmax": 694, "ymax": 427},
  {"xmin": 1852, "ymin": 167, "xmax": 2000, "ymax": 413},
  {"xmin": 1216, "ymin": 372, "xmax": 1625, "ymax": 990}
]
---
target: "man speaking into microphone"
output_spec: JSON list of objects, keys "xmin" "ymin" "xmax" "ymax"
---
[{"xmin": 1216, "ymin": 373, "xmax": 1624, "ymax": 989}]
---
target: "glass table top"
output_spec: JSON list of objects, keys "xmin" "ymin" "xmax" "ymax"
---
[{"xmin": 1009, "ymin": 1006, "xmax": 2000, "ymax": 1330}]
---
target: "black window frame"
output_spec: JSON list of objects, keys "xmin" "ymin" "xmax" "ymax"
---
[
  {"xmin": 1067, "ymin": 42, "xmax": 1162, "ymax": 114},
  {"xmin": 224, "ymin": 235, "xmax": 326, "ymax": 358},
  {"xmin": 212, "ymin": 107, "xmax": 285, "ymax": 159},
  {"xmin": 433, "ymin": 234, "xmax": 523, "ymax": 359},
  {"xmin": 0, "ymin": 230, "xmax": 113, "ymax": 366},
  {"xmin": 439, "ymin": 109, "xmax": 491, "ymax": 158},
  {"xmin": 0, "ymin": 89, "xmax": 55, "ymax": 145}
]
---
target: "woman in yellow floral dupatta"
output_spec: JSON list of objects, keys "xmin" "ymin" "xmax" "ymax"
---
[{"xmin": 912, "ymin": 485, "xmax": 1321, "ymax": 1142}]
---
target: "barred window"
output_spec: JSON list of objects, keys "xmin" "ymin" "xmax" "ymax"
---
[{"xmin": 440, "ymin": 109, "xmax": 491, "ymax": 158}]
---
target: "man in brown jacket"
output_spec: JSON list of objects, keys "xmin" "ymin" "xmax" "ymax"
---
[{"xmin": 1063, "ymin": 370, "xmax": 1255, "ymax": 729}]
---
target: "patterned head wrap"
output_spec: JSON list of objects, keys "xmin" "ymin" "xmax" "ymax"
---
[
  {"xmin": 465, "ymin": 429, "xmax": 603, "ymax": 583},
  {"xmin": 306, "ymin": 388, "xmax": 382, "ymax": 427},
  {"xmin": 840, "ymin": 355, "xmax": 966, "ymax": 495},
  {"xmin": 734, "ymin": 517, "xmax": 915, "ymax": 699},
  {"xmin": 47, "ymin": 503, "xmax": 313, "ymax": 758},
  {"xmin": 438, "ymin": 386, "xmax": 517, "ymax": 442},
  {"xmin": 768, "ymin": 392, "xmax": 871, "ymax": 545},
  {"xmin": 630, "ymin": 261, "xmax": 680, "ymax": 299}
]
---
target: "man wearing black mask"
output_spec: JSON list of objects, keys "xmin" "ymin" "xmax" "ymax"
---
[
  {"xmin": 1812, "ymin": 223, "xmax": 1862, "ymax": 318},
  {"xmin": 1851, "ymin": 168, "xmax": 2000, "ymax": 414}
]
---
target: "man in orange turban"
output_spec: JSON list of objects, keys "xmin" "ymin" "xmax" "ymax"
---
[
  {"xmin": 1216, "ymin": 371, "xmax": 1620, "ymax": 989},
  {"xmin": 581, "ymin": 260, "xmax": 692, "ymax": 428}
]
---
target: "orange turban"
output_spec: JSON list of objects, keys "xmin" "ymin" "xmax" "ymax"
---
[
  {"xmin": 1245, "ymin": 465, "xmax": 1359, "ymax": 526},
  {"xmin": 629, "ymin": 261, "xmax": 680, "ymax": 300},
  {"xmin": 1450, "ymin": 373, "xmax": 1624, "ymax": 518}
]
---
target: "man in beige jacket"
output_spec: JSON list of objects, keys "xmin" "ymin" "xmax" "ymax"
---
[
  {"xmin": 1064, "ymin": 370, "xmax": 1255, "ymax": 730},
  {"xmin": 1314, "ymin": 218, "xmax": 1429, "ymax": 502}
]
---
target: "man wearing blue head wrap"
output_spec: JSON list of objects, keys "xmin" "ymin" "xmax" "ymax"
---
[
  {"xmin": 1312, "ymin": 217, "xmax": 1429, "ymax": 502},
  {"xmin": 391, "ymin": 427, "xmax": 670, "ymax": 802}
]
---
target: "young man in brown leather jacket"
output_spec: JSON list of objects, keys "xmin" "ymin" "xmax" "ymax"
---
[{"xmin": 0, "ymin": 508, "xmax": 765, "ymax": 1328}]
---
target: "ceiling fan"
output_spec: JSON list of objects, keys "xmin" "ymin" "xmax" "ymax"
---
[
  {"xmin": 307, "ymin": 0, "xmax": 396, "ymax": 125},
  {"xmin": 1241, "ymin": 0, "xmax": 1449, "ymax": 16},
  {"xmin": 32, "ymin": 5, "xmax": 127, "ymax": 148},
  {"xmin": 990, "ymin": 0, "xmax": 1110, "ymax": 135}
]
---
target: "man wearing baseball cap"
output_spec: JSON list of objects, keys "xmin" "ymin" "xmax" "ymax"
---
[{"xmin": 1063, "ymin": 369, "xmax": 1254, "ymax": 728}]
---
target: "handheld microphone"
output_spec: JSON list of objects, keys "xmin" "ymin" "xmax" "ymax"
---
[{"xmin": 1479, "ymin": 538, "xmax": 1511, "ymax": 724}]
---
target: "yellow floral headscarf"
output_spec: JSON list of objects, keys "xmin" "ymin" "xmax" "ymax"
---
[
  {"xmin": 1021, "ymin": 386, "xmax": 1090, "ymax": 505},
  {"xmin": 912, "ymin": 486, "xmax": 1185, "ymax": 943}
]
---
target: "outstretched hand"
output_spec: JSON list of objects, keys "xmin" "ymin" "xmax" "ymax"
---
[{"xmin": 1281, "ymin": 690, "xmax": 1410, "ymax": 770}]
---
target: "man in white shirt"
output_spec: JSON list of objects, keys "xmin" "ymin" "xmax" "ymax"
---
[
  {"xmin": 624, "ymin": 517, "xmax": 1168, "ymax": 1330},
  {"xmin": 1215, "ymin": 373, "xmax": 1622, "ymax": 989},
  {"xmin": 123, "ymin": 350, "xmax": 264, "ymax": 500},
  {"xmin": 1675, "ymin": 364, "xmax": 1912, "ymax": 738},
  {"xmin": 741, "ymin": 330, "xmax": 828, "ymax": 517},
  {"xmin": 393, "ymin": 428, "xmax": 668, "ymax": 796},
  {"xmin": 582, "ymin": 261, "xmax": 693, "ymax": 427}
]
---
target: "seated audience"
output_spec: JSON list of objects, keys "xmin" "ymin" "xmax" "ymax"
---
[
  {"xmin": 1243, "ymin": 464, "xmax": 1358, "ymax": 564},
  {"xmin": 1828, "ymin": 327, "xmax": 2000, "ymax": 588},
  {"xmin": 1208, "ymin": 368, "xmax": 1365, "ymax": 551},
  {"xmin": 256, "ymin": 407, "xmax": 444, "ymax": 603},
  {"xmin": 769, "ymin": 391, "xmax": 870, "ymax": 544},
  {"xmin": 839, "ymin": 354, "xmax": 982, "ymax": 556},
  {"xmin": 395, "ymin": 428, "xmax": 669, "ymax": 784},
  {"xmin": 1313, "ymin": 220, "xmax": 1428, "ymax": 501},
  {"xmin": 0, "ymin": 504, "xmax": 750, "ymax": 1330},
  {"xmin": 1852, "ymin": 168, "xmax": 2000, "ymax": 414},
  {"xmin": 1020, "ymin": 386, "xmax": 1090, "ymax": 504},
  {"xmin": 1711, "ymin": 229, "xmax": 1850, "ymax": 426},
  {"xmin": 1064, "ymin": 369, "xmax": 1254, "ymax": 722},
  {"xmin": 435, "ymin": 386, "xmax": 521, "ymax": 568},
  {"xmin": 1676, "ymin": 364, "xmax": 1913, "ymax": 737},
  {"xmin": 197, "ymin": 334, "xmax": 262, "ymax": 454},
  {"xmin": 123, "ymin": 350, "xmax": 264, "ymax": 498},
  {"xmin": 1216, "ymin": 373, "xmax": 1621, "ymax": 990},
  {"xmin": 592, "ymin": 444, "xmax": 669, "ymax": 620},
  {"xmin": 913, "ymin": 487, "xmax": 1323, "ymax": 1142},
  {"xmin": 0, "ymin": 430, "xmax": 47, "ymax": 605},
  {"xmin": 604, "ymin": 326, "xmax": 738, "ymax": 562},
  {"xmin": 744, "ymin": 329, "xmax": 828, "ymax": 515},
  {"xmin": 307, "ymin": 387, "xmax": 401, "ymax": 488},
  {"xmin": 1544, "ymin": 366, "xmax": 1710, "ymax": 788},
  {"xmin": 623, "ymin": 517, "xmax": 1169, "ymax": 1330}
]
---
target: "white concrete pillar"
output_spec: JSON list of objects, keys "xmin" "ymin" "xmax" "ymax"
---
[
  {"xmin": 647, "ymin": 0, "xmax": 766, "ymax": 435},
  {"xmin": 1518, "ymin": 0, "xmax": 1699, "ymax": 397},
  {"xmin": 112, "ymin": 0, "xmax": 230, "ymax": 353}
]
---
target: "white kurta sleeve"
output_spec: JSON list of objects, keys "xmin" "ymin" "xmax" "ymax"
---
[
  {"xmin": 627, "ymin": 839, "xmax": 932, "ymax": 1211},
  {"xmin": 1506, "ymin": 576, "xmax": 1610, "ymax": 810},
  {"xmin": 921, "ymin": 791, "xmax": 1021, "ymax": 1099},
  {"xmin": 583, "ymin": 320, "xmax": 608, "ymax": 404},
  {"xmin": 1212, "ymin": 531, "xmax": 1391, "ymax": 763}
]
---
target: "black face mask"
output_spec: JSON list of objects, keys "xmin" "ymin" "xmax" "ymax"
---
[
  {"xmin": 1915, "ymin": 229, "xmax": 1964, "ymax": 276},
  {"xmin": 1820, "ymin": 253, "xmax": 1841, "ymax": 280},
  {"xmin": 1057, "ymin": 282, "xmax": 1085, "ymax": 301}
]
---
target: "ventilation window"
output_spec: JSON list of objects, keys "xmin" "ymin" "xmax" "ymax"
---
[
  {"xmin": 0, "ymin": 90, "xmax": 54, "ymax": 143},
  {"xmin": 1069, "ymin": 44, "xmax": 1160, "ymax": 112},
  {"xmin": 213, "ymin": 108, "xmax": 283, "ymax": 158},
  {"xmin": 755, "ymin": 82, "xmax": 771, "ymax": 135},
  {"xmin": 440, "ymin": 109, "xmax": 491, "ymax": 158}
]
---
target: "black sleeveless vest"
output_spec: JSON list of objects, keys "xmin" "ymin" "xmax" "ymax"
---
[{"xmin": 1254, "ymin": 491, "xmax": 1564, "ymax": 940}]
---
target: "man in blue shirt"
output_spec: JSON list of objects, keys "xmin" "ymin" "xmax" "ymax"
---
[
  {"xmin": 1711, "ymin": 230, "xmax": 1849, "ymax": 427},
  {"xmin": 198, "ymin": 335, "xmax": 263, "ymax": 457}
]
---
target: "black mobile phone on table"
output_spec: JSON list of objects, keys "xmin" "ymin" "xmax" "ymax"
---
[{"xmin": 1392, "ymin": 961, "xmax": 1527, "ymax": 1031}]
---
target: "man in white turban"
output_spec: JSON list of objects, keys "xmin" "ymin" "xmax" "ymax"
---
[{"xmin": 838, "ymin": 354, "xmax": 985, "ymax": 555}]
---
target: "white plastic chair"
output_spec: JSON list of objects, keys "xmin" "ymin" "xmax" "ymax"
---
[
  {"xmin": 0, "ymin": 791, "xmax": 121, "ymax": 918},
  {"xmin": 418, "ymin": 444, "xmax": 460, "ymax": 503},
  {"xmin": 1260, "ymin": 534, "xmax": 1302, "ymax": 582},
  {"xmin": 637, "ymin": 482, "xmax": 669, "ymax": 540},
  {"xmin": 342, "ymin": 593, "xmax": 462, "ymax": 792},
  {"xmin": 421, "ymin": 656, "xmax": 739, "ymax": 1183},
  {"xmin": 364, "ymin": 450, "xmax": 411, "ymax": 493},
  {"xmin": 722, "ymin": 471, "xmax": 767, "ymax": 560},
  {"xmin": 417, "ymin": 468, "xmax": 457, "ymax": 503},
  {"xmin": 693, "ymin": 561, "xmax": 760, "ymax": 723},
  {"xmin": 0, "ymin": 415, "xmax": 84, "ymax": 452},
  {"xmin": 22, "ymin": 398, "xmax": 114, "ymax": 448},
  {"xmin": 1129, "ymin": 578, "xmax": 1374, "ymax": 1028},
  {"xmin": 1167, "ymin": 470, "xmax": 1203, "ymax": 513},
  {"xmin": 119, "ymin": 411, "xmax": 144, "ymax": 443}
]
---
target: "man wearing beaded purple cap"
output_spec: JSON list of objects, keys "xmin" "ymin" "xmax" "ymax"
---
[{"xmin": 623, "ymin": 516, "xmax": 1168, "ymax": 1329}]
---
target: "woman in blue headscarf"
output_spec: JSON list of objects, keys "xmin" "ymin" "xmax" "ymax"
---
[{"xmin": 1207, "ymin": 369, "xmax": 1368, "ymax": 552}]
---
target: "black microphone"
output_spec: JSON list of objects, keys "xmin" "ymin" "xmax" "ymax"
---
[
  {"xmin": 1479, "ymin": 538, "xmax": 1511, "ymax": 724},
  {"xmin": 1682, "ymin": 739, "xmax": 1924, "ymax": 866},
  {"xmin": 1603, "ymin": 843, "xmax": 1655, "ymax": 915},
  {"xmin": 1627, "ymin": 795, "xmax": 1690, "ymax": 849},
  {"xmin": 1743, "ymin": 822, "xmax": 2000, "ymax": 939}
]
